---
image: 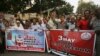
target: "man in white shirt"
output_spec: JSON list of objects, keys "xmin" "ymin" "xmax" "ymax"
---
[
  {"xmin": 47, "ymin": 10, "xmax": 58, "ymax": 29},
  {"xmin": 9, "ymin": 21, "xmax": 24, "ymax": 30},
  {"xmin": 38, "ymin": 19, "xmax": 47, "ymax": 31},
  {"xmin": 31, "ymin": 19, "xmax": 39, "ymax": 31}
]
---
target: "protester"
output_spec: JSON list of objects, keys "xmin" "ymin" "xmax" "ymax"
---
[
  {"xmin": 4, "ymin": 20, "xmax": 10, "ymax": 30},
  {"xmin": 14, "ymin": 14, "xmax": 25, "ymax": 27},
  {"xmin": 77, "ymin": 16, "xmax": 89, "ymax": 30},
  {"xmin": 47, "ymin": 10, "xmax": 58, "ymax": 29},
  {"xmin": 0, "ymin": 18, "xmax": 5, "ymax": 54},
  {"xmin": 57, "ymin": 15, "xmax": 66, "ymax": 29},
  {"xmin": 43, "ymin": 16, "xmax": 51, "ymax": 30},
  {"xmin": 38, "ymin": 19, "xmax": 47, "ymax": 31},
  {"xmin": 90, "ymin": 12, "xmax": 96, "ymax": 29},
  {"xmin": 76, "ymin": 15, "xmax": 81, "ymax": 29},
  {"xmin": 13, "ymin": 20, "xmax": 24, "ymax": 30},
  {"xmin": 67, "ymin": 16, "xmax": 76, "ymax": 30},
  {"xmin": 84, "ymin": 10, "xmax": 92, "ymax": 29},
  {"xmin": 24, "ymin": 20, "xmax": 31, "ymax": 29},
  {"xmin": 91, "ymin": 8, "xmax": 100, "ymax": 56},
  {"xmin": 31, "ymin": 18, "xmax": 39, "ymax": 31},
  {"xmin": 84, "ymin": 10, "xmax": 91, "ymax": 21}
]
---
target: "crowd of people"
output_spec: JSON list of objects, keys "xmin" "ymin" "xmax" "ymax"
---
[
  {"xmin": 0, "ymin": 10, "xmax": 96, "ymax": 31},
  {"xmin": 0, "ymin": 8, "xmax": 100, "ymax": 56}
]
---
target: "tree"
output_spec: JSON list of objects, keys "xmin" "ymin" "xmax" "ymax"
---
[
  {"xmin": 77, "ymin": 1, "xmax": 99, "ymax": 14},
  {"xmin": 34, "ymin": 0, "xmax": 66, "ymax": 11},
  {"xmin": 0, "ymin": 0, "xmax": 31, "ymax": 13},
  {"xmin": 32, "ymin": 0, "xmax": 73, "ymax": 14},
  {"xmin": 57, "ymin": 3, "xmax": 73, "ymax": 15}
]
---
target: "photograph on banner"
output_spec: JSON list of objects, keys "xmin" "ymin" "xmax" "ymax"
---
[
  {"xmin": 47, "ymin": 30, "xmax": 95, "ymax": 56},
  {"xmin": 6, "ymin": 30, "xmax": 45, "ymax": 52}
]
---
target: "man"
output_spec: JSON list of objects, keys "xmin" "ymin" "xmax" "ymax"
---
[
  {"xmin": 84, "ymin": 10, "xmax": 92, "ymax": 29},
  {"xmin": 47, "ymin": 10, "xmax": 59, "ymax": 29},
  {"xmin": 57, "ymin": 15, "xmax": 66, "ymax": 29},
  {"xmin": 0, "ymin": 17, "xmax": 5, "ymax": 54},
  {"xmin": 92, "ymin": 8, "xmax": 100, "ymax": 56},
  {"xmin": 14, "ymin": 21, "xmax": 24, "ymax": 30}
]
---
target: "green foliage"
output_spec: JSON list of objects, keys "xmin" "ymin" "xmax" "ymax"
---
[
  {"xmin": 34, "ymin": 0, "xmax": 66, "ymax": 11},
  {"xmin": 0, "ymin": 0, "xmax": 73, "ymax": 14},
  {"xmin": 0, "ymin": 0, "xmax": 31, "ymax": 13},
  {"xmin": 57, "ymin": 3, "xmax": 73, "ymax": 15},
  {"xmin": 34, "ymin": 0, "xmax": 73, "ymax": 14},
  {"xmin": 77, "ymin": 1, "xmax": 99, "ymax": 14}
]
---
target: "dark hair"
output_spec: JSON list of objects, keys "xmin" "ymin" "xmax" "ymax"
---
[
  {"xmin": 14, "ymin": 14, "xmax": 17, "ymax": 17},
  {"xmin": 95, "ymin": 8, "xmax": 100, "ymax": 19},
  {"xmin": 84, "ymin": 10, "xmax": 91, "ymax": 15},
  {"xmin": 59, "ymin": 15, "xmax": 65, "ymax": 18}
]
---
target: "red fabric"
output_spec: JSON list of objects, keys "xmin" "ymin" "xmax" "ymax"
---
[
  {"xmin": 48, "ymin": 30, "xmax": 95, "ymax": 56},
  {"xmin": 78, "ymin": 19, "xmax": 89, "ymax": 30}
]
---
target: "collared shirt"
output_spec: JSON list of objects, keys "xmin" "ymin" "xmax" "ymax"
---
[
  {"xmin": 0, "ymin": 22, "xmax": 5, "ymax": 30},
  {"xmin": 47, "ymin": 19, "xmax": 57, "ymax": 29},
  {"xmin": 38, "ymin": 23, "xmax": 47, "ymax": 31},
  {"xmin": 93, "ymin": 19, "xmax": 100, "ymax": 30},
  {"xmin": 31, "ymin": 23, "xmax": 40, "ymax": 31}
]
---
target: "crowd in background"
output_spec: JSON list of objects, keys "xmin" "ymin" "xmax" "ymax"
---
[
  {"xmin": 0, "ymin": 8, "xmax": 100, "ymax": 56},
  {"xmin": 0, "ymin": 10, "xmax": 96, "ymax": 31}
]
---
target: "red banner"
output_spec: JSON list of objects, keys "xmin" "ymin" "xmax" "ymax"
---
[{"xmin": 47, "ymin": 30, "xmax": 95, "ymax": 56}]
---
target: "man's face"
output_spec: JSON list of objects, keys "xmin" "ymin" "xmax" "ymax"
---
[
  {"xmin": 16, "ymin": 22, "xmax": 20, "ymax": 26},
  {"xmin": 85, "ymin": 11, "xmax": 90, "ymax": 16},
  {"xmin": 81, "ymin": 16, "xmax": 85, "ymax": 20},
  {"xmin": 51, "ymin": 11, "xmax": 57, "ymax": 18},
  {"xmin": 60, "ymin": 16, "xmax": 65, "ymax": 21},
  {"xmin": 0, "ymin": 19, "xmax": 2, "ymax": 23}
]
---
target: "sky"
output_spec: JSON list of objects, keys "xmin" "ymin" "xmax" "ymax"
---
[{"xmin": 65, "ymin": 0, "xmax": 100, "ymax": 13}]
